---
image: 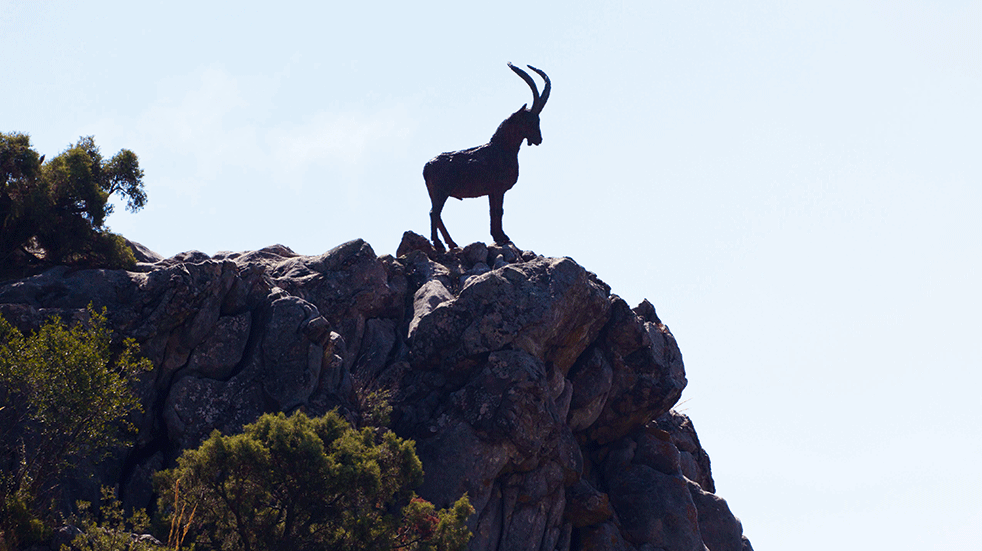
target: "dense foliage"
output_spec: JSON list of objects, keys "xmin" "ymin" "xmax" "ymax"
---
[
  {"xmin": 155, "ymin": 410, "xmax": 473, "ymax": 551},
  {"xmin": 0, "ymin": 307, "xmax": 150, "ymax": 550},
  {"xmin": 0, "ymin": 132, "xmax": 146, "ymax": 269}
]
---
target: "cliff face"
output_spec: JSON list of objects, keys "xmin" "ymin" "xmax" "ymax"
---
[{"xmin": 0, "ymin": 233, "xmax": 752, "ymax": 551}]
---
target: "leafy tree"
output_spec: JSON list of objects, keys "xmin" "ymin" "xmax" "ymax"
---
[
  {"xmin": 0, "ymin": 132, "xmax": 146, "ymax": 269},
  {"xmin": 0, "ymin": 133, "xmax": 45, "ymax": 264},
  {"xmin": 0, "ymin": 307, "xmax": 150, "ymax": 550},
  {"xmin": 155, "ymin": 410, "xmax": 473, "ymax": 551}
]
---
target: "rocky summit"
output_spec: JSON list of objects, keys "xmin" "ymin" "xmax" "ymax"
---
[{"xmin": 0, "ymin": 232, "xmax": 752, "ymax": 551}]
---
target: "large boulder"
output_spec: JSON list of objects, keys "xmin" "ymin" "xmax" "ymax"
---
[{"xmin": 0, "ymin": 233, "xmax": 752, "ymax": 551}]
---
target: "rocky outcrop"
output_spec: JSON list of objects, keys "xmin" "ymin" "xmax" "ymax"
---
[{"xmin": 0, "ymin": 233, "xmax": 752, "ymax": 551}]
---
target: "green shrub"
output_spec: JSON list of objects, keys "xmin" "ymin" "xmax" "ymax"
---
[
  {"xmin": 68, "ymin": 487, "xmax": 167, "ymax": 551},
  {"xmin": 0, "ymin": 307, "xmax": 150, "ymax": 550},
  {"xmin": 155, "ymin": 410, "xmax": 473, "ymax": 551}
]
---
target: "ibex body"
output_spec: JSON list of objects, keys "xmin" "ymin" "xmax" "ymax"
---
[{"xmin": 424, "ymin": 63, "xmax": 550, "ymax": 252}]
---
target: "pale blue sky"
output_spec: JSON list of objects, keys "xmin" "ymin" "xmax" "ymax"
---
[{"xmin": 3, "ymin": 1, "xmax": 980, "ymax": 548}]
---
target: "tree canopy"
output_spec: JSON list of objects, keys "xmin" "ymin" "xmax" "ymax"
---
[
  {"xmin": 0, "ymin": 132, "xmax": 146, "ymax": 270},
  {"xmin": 154, "ymin": 410, "xmax": 474, "ymax": 551}
]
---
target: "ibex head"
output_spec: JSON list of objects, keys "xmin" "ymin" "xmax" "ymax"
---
[{"xmin": 508, "ymin": 62, "xmax": 551, "ymax": 146}]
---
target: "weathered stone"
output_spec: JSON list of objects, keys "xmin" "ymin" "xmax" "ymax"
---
[
  {"xmin": 634, "ymin": 430, "xmax": 683, "ymax": 477},
  {"xmin": 476, "ymin": 463, "xmax": 570, "ymax": 551},
  {"xmin": 604, "ymin": 462, "xmax": 702, "ymax": 550},
  {"xmin": 268, "ymin": 239, "xmax": 404, "ymax": 375},
  {"xmin": 271, "ymin": 240, "xmax": 401, "ymax": 324},
  {"xmin": 632, "ymin": 299, "xmax": 661, "ymax": 324},
  {"xmin": 0, "ymin": 237, "xmax": 753, "ymax": 551},
  {"xmin": 653, "ymin": 410, "xmax": 716, "ymax": 493},
  {"xmin": 185, "ymin": 311, "xmax": 251, "ymax": 379},
  {"xmin": 221, "ymin": 263, "xmax": 270, "ymax": 315},
  {"xmin": 487, "ymin": 243, "xmax": 520, "ymax": 264},
  {"xmin": 410, "ymin": 257, "xmax": 610, "ymax": 375},
  {"xmin": 460, "ymin": 262, "xmax": 491, "ymax": 289},
  {"xmin": 262, "ymin": 295, "xmax": 326, "ymax": 410},
  {"xmin": 688, "ymin": 480, "xmax": 749, "ymax": 551},
  {"xmin": 397, "ymin": 230, "xmax": 436, "ymax": 258},
  {"xmin": 577, "ymin": 522, "xmax": 635, "ymax": 551},
  {"xmin": 566, "ymin": 479, "xmax": 613, "ymax": 528},
  {"xmin": 162, "ymin": 250, "xmax": 211, "ymax": 265},
  {"xmin": 0, "ymin": 303, "xmax": 87, "ymax": 333},
  {"xmin": 462, "ymin": 242, "xmax": 489, "ymax": 266},
  {"xmin": 449, "ymin": 350, "xmax": 559, "ymax": 461},
  {"xmin": 556, "ymin": 421, "xmax": 583, "ymax": 484},
  {"xmin": 129, "ymin": 260, "xmax": 238, "ymax": 342},
  {"xmin": 126, "ymin": 239, "xmax": 164, "ymax": 263},
  {"xmin": 0, "ymin": 264, "xmax": 136, "ymax": 314},
  {"xmin": 408, "ymin": 279, "xmax": 455, "ymax": 338},
  {"xmin": 307, "ymin": 337, "xmax": 351, "ymax": 416},
  {"xmin": 414, "ymin": 420, "xmax": 513, "ymax": 513},
  {"xmin": 354, "ymin": 317, "xmax": 398, "ymax": 380},
  {"xmin": 586, "ymin": 317, "xmax": 687, "ymax": 445},
  {"xmin": 567, "ymin": 345, "xmax": 614, "ymax": 432},
  {"xmin": 605, "ymin": 296, "xmax": 651, "ymax": 356},
  {"xmin": 497, "ymin": 492, "xmax": 559, "ymax": 551},
  {"xmin": 162, "ymin": 367, "xmax": 266, "ymax": 449},
  {"xmin": 160, "ymin": 289, "xmax": 223, "ymax": 377},
  {"xmin": 219, "ymin": 244, "xmax": 298, "ymax": 273}
]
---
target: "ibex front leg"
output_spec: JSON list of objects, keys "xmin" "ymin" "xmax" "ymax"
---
[{"xmin": 489, "ymin": 192, "xmax": 510, "ymax": 245}]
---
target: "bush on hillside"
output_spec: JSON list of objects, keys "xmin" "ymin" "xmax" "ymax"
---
[
  {"xmin": 155, "ymin": 410, "xmax": 473, "ymax": 551},
  {"xmin": 0, "ymin": 307, "xmax": 150, "ymax": 550}
]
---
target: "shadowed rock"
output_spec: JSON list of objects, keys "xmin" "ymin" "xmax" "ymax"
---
[{"xmin": 0, "ymin": 233, "xmax": 751, "ymax": 551}]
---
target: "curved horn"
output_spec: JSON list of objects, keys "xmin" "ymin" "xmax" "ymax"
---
[
  {"xmin": 526, "ymin": 65, "xmax": 550, "ymax": 115},
  {"xmin": 508, "ymin": 62, "xmax": 540, "ymax": 111}
]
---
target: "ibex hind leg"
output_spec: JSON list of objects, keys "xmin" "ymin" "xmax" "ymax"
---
[
  {"xmin": 440, "ymin": 223, "xmax": 459, "ymax": 251},
  {"xmin": 428, "ymin": 192, "xmax": 458, "ymax": 252}
]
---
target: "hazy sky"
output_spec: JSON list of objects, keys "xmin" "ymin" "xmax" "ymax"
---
[{"xmin": 3, "ymin": 1, "xmax": 980, "ymax": 548}]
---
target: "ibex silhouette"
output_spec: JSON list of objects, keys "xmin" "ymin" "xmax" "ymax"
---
[{"xmin": 423, "ymin": 63, "xmax": 550, "ymax": 252}]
